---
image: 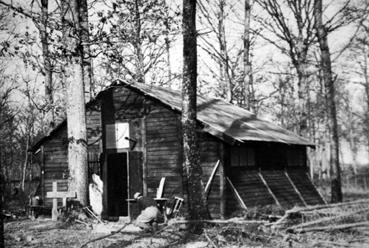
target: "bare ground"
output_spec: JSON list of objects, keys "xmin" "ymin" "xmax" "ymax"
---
[{"xmin": 4, "ymin": 217, "xmax": 369, "ymax": 248}]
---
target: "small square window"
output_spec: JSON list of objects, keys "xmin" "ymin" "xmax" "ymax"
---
[
  {"xmin": 231, "ymin": 146, "xmax": 255, "ymax": 167},
  {"xmin": 106, "ymin": 122, "xmax": 130, "ymax": 149}
]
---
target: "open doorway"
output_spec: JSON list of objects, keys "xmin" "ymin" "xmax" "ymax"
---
[{"xmin": 107, "ymin": 153, "xmax": 128, "ymax": 217}]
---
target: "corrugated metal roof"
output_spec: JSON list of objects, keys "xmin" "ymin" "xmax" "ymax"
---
[{"xmin": 118, "ymin": 80, "xmax": 314, "ymax": 146}]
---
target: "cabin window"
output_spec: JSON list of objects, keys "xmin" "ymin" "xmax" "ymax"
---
[
  {"xmin": 230, "ymin": 146, "xmax": 255, "ymax": 167},
  {"xmin": 287, "ymin": 147, "xmax": 305, "ymax": 166},
  {"xmin": 106, "ymin": 122, "xmax": 130, "ymax": 149}
]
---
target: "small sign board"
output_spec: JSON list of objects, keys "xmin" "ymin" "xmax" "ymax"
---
[{"xmin": 106, "ymin": 122, "xmax": 130, "ymax": 149}]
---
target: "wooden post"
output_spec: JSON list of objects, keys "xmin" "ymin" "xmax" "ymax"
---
[
  {"xmin": 218, "ymin": 142, "xmax": 226, "ymax": 218},
  {"xmin": 51, "ymin": 182, "xmax": 58, "ymax": 221},
  {"xmin": 142, "ymin": 117, "xmax": 148, "ymax": 196},
  {"xmin": 219, "ymin": 160, "xmax": 225, "ymax": 218},
  {"xmin": 258, "ymin": 172, "xmax": 281, "ymax": 207},
  {"xmin": 126, "ymin": 152, "xmax": 130, "ymax": 219},
  {"xmin": 156, "ymin": 177, "xmax": 166, "ymax": 199},
  {"xmin": 226, "ymin": 177, "xmax": 247, "ymax": 210},
  {"xmin": 285, "ymin": 171, "xmax": 307, "ymax": 206},
  {"xmin": 204, "ymin": 160, "xmax": 220, "ymax": 196},
  {"xmin": 306, "ymin": 172, "xmax": 327, "ymax": 204},
  {"xmin": 41, "ymin": 146, "xmax": 45, "ymax": 203}
]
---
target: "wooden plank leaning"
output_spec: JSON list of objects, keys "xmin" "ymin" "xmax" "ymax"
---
[
  {"xmin": 204, "ymin": 160, "xmax": 220, "ymax": 197},
  {"xmin": 226, "ymin": 177, "xmax": 247, "ymax": 210}
]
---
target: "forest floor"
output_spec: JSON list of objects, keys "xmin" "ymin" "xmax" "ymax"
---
[
  {"xmin": 4, "ymin": 191, "xmax": 369, "ymax": 248},
  {"xmin": 4, "ymin": 214, "xmax": 369, "ymax": 248}
]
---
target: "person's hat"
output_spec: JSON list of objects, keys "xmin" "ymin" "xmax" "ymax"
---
[{"xmin": 134, "ymin": 192, "xmax": 142, "ymax": 199}]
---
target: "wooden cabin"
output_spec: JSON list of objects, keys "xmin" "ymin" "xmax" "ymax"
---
[{"xmin": 31, "ymin": 80, "xmax": 325, "ymax": 219}]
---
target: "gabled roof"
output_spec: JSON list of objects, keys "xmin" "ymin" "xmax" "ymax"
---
[
  {"xmin": 32, "ymin": 80, "xmax": 314, "ymax": 152},
  {"xmin": 112, "ymin": 80, "xmax": 314, "ymax": 146}
]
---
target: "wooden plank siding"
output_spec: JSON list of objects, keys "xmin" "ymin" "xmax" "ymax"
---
[
  {"xmin": 111, "ymin": 87, "xmax": 225, "ymax": 217},
  {"xmin": 199, "ymin": 133, "xmax": 223, "ymax": 218},
  {"xmin": 227, "ymin": 170, "xmax": 276, "ymax": 214},
  {"xmin": 86, "ymin": 104, "xmax": 102, "ymax": 152},
  {"xmin": 42, "ymin": 106, "xmax": 102, "ymax": 207},
  {"xmin": 42, "ymin": 126, "xmax": 68, "ymax": 206},
  {"xmin": 260, "ymin": 170, "xmax": 305, "ymax": 209},
  {"xmin": 145, "ymin": 107, "xmax": 183, "ymax": 199},
  {"xmin": 287, "ymin": 168, "xmax": 325, "ymax": 205},
  {"xmin": 110, "ymin": 88, "xmax": 185, "ymax": 214},
  {"xmin": 37, "ymin": 84, "xmax": 319, "ymax": 216}
]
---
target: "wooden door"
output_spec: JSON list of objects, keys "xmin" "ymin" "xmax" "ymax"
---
[
  {"xmin": 128, "ymin": 151, "xmax": 143, "ymax": 218},
  {"xmin": 107, "ymin": 153, "xmax": 128, "ymax": 217}
]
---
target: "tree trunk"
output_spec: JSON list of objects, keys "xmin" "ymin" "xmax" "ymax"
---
[
  {"xmin": 347, "ymin": 107, "xmax": 358, "ymax": 174},
  {"xmin": 165, "ymin": 32, "xmax": 172, "ymax": 83},
  {"xmin": 218, "ymin": 0, "xmax": 232, "ymax": 103},
  {"xmin": 295, "ymin": 6, "xmax": 309, "ymax": 137},
  {"xmin": 296, "ymin": 64, "xmax": 309, "ymax": 136},
  {"xmin": 164, "ymin": 0, "xmax": 172, "ymax": 83},
  {"xmin": 362, "ymin": 41, "xmax": 369, "ymax": 163},
  {"xmin": 134, "ymin": 0, "xmax": 145, "ymax": 83},
  {"xmin": 40, "ymin": 0, "xmax": 54, "ymax": 126},
  {"xmin": 243, "ymin": 0, "xmax": 253, "ymax": 111},
  {"xmin": 0, "ymin": 148, "xmax": 4, "ymax": 248},
  {"xmin": 21, "ymin": 135, "xmax": 30, "ymax": 191},
  {"xmin": 164, "ymin": 12, "xmax": 172, "ymax": 83},
  {"xmin": 182, "ymin": 0, "xmax": 209, "ymax": 232},
  {"xmin": 63, "ymin": 0, "xmax": 88, "ymax": 206},
  {"xmin": 314, "ymin": 0, "xmax": 342, "ymax": 203},
  {"xmin": 79, "ymin": 0, "xmax": 94, "ymax": 101}
]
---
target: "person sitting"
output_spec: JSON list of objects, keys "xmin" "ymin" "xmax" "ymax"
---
[{"xmin": 133, "ymin": 192, "xmax": 161, "ymax": 231}]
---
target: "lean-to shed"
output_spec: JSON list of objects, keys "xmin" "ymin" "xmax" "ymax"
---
[{"xmin": 31, "ymin": 80, "xmax": 325, "ymax": 218}]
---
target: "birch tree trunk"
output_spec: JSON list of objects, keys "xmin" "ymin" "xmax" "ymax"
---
[
  {"xmin": 347, "ymin": 106, "xmax": 358, "ymax": 174},
  {"xmin": 0, "ymin": 169, "xmax": 3, "ymax": 248},
  {"xmin": 296, "ymin": 62, "xmax": 309, "ymax": 136},
  {"xmin": 295, "ymin": 8, "xmax": 309, "ymax": 138},
  {"xmin": 80, "ymin": 0, "xmax": 94, "ymax": 101},
  {"xmin": 182, "ymin": 0, "xmax": 209, "ymax": 231},
  {"xmin": 21, "ymin": 135, "xmax": 30, "ymax": 191},
  {"xmin": 243, "ymin": 0, "xmax": 253, "ymax": 111},
  {"xmin": 63, "ymin": 0, "xmax": 88, "ymax": 206},
  {"xmin": 40, "ymin": 0, "xmax": 54, "ymax": 126},
  {"xmin": 134, "ymin": 0, "xmax": 145, "ymax": 83},
  {"xmin": 314, "ymin": 0, "xmax": 342, "ymax": 203},
  {"xmin": 362, "ymin": 41, "xmax": 369, "ymax": 162},
  {"xmin": 164, "ymin": 7, "xmax": 172, "ymax": 83},
  {"xmin": 218, "ymin": 0, "xmax": 232, "ymax": 103}
]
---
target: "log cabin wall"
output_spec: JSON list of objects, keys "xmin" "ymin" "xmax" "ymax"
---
[
  {"xmin": 110, "ymin": 87, "xmax": 183, "ymax": 199},
  {"xmin": 145, "ymin": 107, "xmax": 183, "ymax": 198},
  {"xmin": 199, "ymin": 133, "xmax": 224, "ymax": 218},
  {"xmin": 225, "ymin": 142, "xmax": 319, "ymax": 214},
  {"xmin": 86, "ymin": 103, "xmax": 102, "ymax": 153},
  {"xmin": 40, "ymin": 86, "xmax": 225, "ymax": 216},
  {"xmin": 42, "ymin": 104, "xmax": 102, "ymax": 207},
  {"xmin": 42, "ymin": 128, "xmax": 68, "ymax": 207},
  {"xmin": 35, "ymin": 83, "xmax": 321, "ymax": 216},
  {"xmin": 110, "ymin": 87, "xmax": 224, "ymax": 218}
]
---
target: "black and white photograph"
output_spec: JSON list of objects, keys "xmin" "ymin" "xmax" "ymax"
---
[{"xmin": 1, "ymin": 0, "xmax": 369, "ymax": 247}]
